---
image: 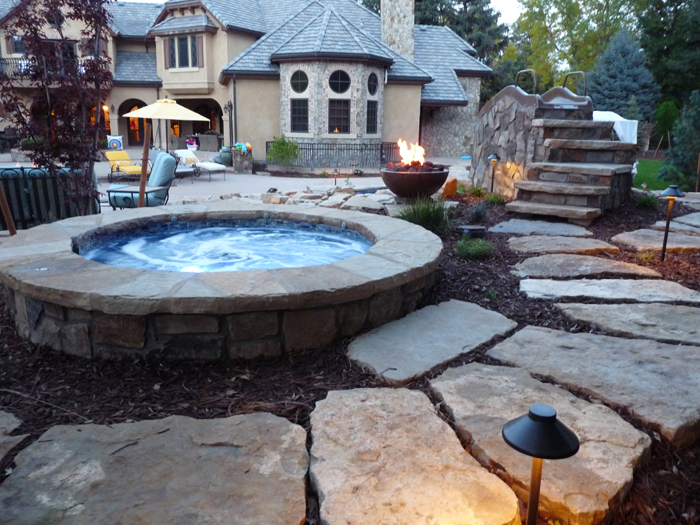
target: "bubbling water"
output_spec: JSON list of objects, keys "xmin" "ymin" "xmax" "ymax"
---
[{"xmin": 82, "ymin": 225, "xmax": 372, "ymax": 272}]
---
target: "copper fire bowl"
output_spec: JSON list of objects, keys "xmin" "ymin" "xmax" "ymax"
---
[{"xmin": 380, "ymin": 168, "xmax": 449, "ymax": 199}]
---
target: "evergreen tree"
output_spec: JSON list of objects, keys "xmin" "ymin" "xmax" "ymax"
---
[
  {"xmin": 360, "ymin": 0, "xmax": 380, "ymax": 14},
  {"xmin": 450, "ymin": 0, "xmax": 508, "ymax": 64},
  {"xmin": 415, "ymin": 0, "xmax": 457, "ymax": 26},
  {"xmin": 639, "ymin": 0, "xmax": 700, "ymax": 106},
  {"xmin": 587, "ymin": 30, "xmax": 659, "ymax": 120},
  {"xmin": 655, "ymin": 101, "xmax": 680, "ymax": 139},
  {"xmin": 659, "ymin": 91, "xmax": 700, "ymax": 191}
]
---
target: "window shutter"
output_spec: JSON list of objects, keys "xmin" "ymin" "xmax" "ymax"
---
[
  {"xmin": 197, "ymin": 35, "xmax": 203, "ymax": 67},
  {"xmin": 164, "ymin": 38, "xmax": 169, "ymax": 69},
  {"xmin": 5, "ymin": 36, "xmax": 13, "ymax": 55}
]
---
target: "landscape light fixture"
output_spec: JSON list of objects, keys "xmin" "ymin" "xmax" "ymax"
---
[
  {"xmin": 641, "ymin": 183, "xmax": 647, "ymax": 196},
  {"xmin": 660, "ymin": 184, "xmax": 685, "ymax": 262},
  {"xmin": 488, "ymin": 154, "xmax": 500, "ymax": 193},
  {"xmin": 333, "ymin": 164, "xmax": 340, "ymax": 186},
  {"xmin": 502, "ymin": 404, "xmax": 579, "ymax": 525}
]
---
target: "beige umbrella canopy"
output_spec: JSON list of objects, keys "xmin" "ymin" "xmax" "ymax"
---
[{"xmin": 122, "ymin": 99, "xmax": 209, "ymax": 151}]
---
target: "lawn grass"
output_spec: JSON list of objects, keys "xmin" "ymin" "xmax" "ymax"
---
[{"xmin": 634, "ymin": 159, "xmax": 667, "ymax": 190}]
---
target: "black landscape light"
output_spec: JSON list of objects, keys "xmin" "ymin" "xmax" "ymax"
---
[
  {"xmin": 502, "ymin": 404, "xmax": 579, "ymax": 525},
  {"xmin": 488, "ymin": 154, "xmax": 500, "ymax": 193},
  {"xmin": 660, "ymin": 184, "xmax": 685, "ymax": 262}
]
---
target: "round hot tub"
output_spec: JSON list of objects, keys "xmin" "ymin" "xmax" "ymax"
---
[{"xmin": 0, "ymin": 202, "xmax": 442, "ymax": 361}]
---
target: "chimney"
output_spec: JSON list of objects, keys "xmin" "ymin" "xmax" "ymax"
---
[{"xmin": 381, "ymin": 0, "xmax": 414, "ymax": 61}]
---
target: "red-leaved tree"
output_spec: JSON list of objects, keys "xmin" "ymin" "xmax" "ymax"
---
[{"xmin": 0, "ymin": 0, "xmax": 112, "ymax": 215}]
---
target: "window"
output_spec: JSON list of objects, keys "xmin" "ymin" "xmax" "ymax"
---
[
  {"xmin": 328, "ymin": 100, "xmax": 350, "ymax": 133},
  {"xmin": 366, "ymin": 100, "xmax": 378, "ymax": 134},
  {"xmin": 46, "ymin": 11, "xmax": 64, "ymax": 28},
  {"xmin": 368, "ymin": 73, "xmax": 378, "ymax": 96},
  {"xmin": 329, "ymin": 70, "xmax": 350, "ymax": 94},
  {"xmin": 291, "ymin": 99, "xmax": 308, "ymax": 133},
  {"xmin": 169, "ymin": 35, "xmax": 198, "ymax": 68},
  {"xmin": 291, "ymin": 70, "xmax": 308, "ymax": 93},
  {"xmin": 11, "ymin": 36, "xmax": 26, "ymax": 55}
]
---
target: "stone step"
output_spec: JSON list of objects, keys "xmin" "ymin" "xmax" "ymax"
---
[
  {"xmin": 430, "ymin": 363, "xmax": 651, "ymax": 525},
  {"xmin": 512, "ymin": 254, "xmax": 661, "ymax": 279},
  {"xmin": 527, "ymin": 162, "xmax": 633, "ymax": 187},
  {"xmin": 534, "ymin": 108, "xmax": 593, "ymax": 121},
  {"xmin": 514, "ymin": 181, "xmax": 610, "ymax": 209},
  {"xmin": 651, "ymin": 220, "xmax": 700, "ymax": 236},
  {"xmin": 532, "ymin": 119, "xmax": 614, "ymax": 141},
  {"xmin": 532, "ymin": 119, "xmax": 615, "ymax": 129},
  {"xmin": 520, "ymin": 278, "xmax": 700, "ymax": 303},
  {"xmin": 488, "ymin": 326, "xmax": 700, "ymax": 446},
  {"xmin": 508, "ymin": 235, "xmax": 619, "ymax": 255},
  {"xmin": 611, "ymin": 229, "xmax": 700, "ymax": 253},
  {"xmin": 544, "ymin": 139, "xmax": 637, "ymax": 165},
  {"xmin": 505, "ymin": 201, "xmax": 601, "ymax": 223}
]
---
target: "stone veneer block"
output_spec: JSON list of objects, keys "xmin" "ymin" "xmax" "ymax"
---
[
  {"xmin": 367, "ymin": 288, "xmax": 403, "ymax": 327},
  {"xmin": 229, "ymin": 340, "xmax": 281, "ymax": 360},
  {"xmin": 512, "ymin": 254, "xmax": 661, "ymax": 279},
  {"xmin": 283, "ymin": 308, "xmax": 337, "ymax": 352},
  {"xmin": 557, "ymin": 303, "xmax": 700, "ymax": 345},
  {"xmin": 0, "ymin": 411, "xmax": 28, "ymax": 465},
  {"xmin": 337, "ymin": 300, "xmax": 368, "ymax": 336},
  {"xmin": 520, "ymin": 278, "xmax": 700, "ymax": 303},
  {"xmin": 310, "ymin": 388, "xmax": 520, "ymax": 525},
  {"xmin": 227, "ymin": 311, "xmax": 278, "ymax": 340},
  {"xmin": 612, "ymin": 229, "xmax": 700, "ymax": 252},
  {"xmin": 675, "ymin": 211, "xmax": 700, "ymax": 228},
  {"xmin": 508, "ymin": 235, "xmax": 619, "ymax": 255},
  {"xmin": 348, "ymin": 300, "xmax": 517, "ymax": 384},
  {"xmin": 488, "ymin": 326, "xmax": 700, "ymax": 445},
  {"xmin": 430, "ymin": 363, "xmax": 651, "ymax": 525},
  {"xmin": 155, "ymin": 315, "xmax": 219, "ymax": 335},
  {"xmin": 94, "ymin": 315, "xmax": 147, "ymax": 349},
  {"xmin": 0, "ymin": 414, "xmax": 308, "ymax": 524},
  {"xmin": 651, "ymin": 220, "xmax": 700, "ymax": 236}
]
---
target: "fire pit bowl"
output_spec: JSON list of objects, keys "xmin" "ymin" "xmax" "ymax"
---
[{"xmin": 380, "ymin": 168, "xmax": 449, "ymax": 199}]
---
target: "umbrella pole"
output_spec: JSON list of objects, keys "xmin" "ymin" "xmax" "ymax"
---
[{"xmin": 138, "ymin": 122, "xmax": 151, "ymax": 208}]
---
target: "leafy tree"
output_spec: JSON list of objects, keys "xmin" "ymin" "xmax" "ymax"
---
[
  {"xmin": 480, "ymin": 27, "xmax": 535, "ymax": 103},
  {"xmin": 658, "ymin": 90, "xmax": 700, "ymax": 190},
  {"xmin": 655, "ymin": 101, "xmax": 680, "ymax": 139},
  {"xmin": 0, "ymin": 0, "xmax": 112, "ymax": 215},
  {"xmin": 518, "ymin": 0, "xmax": 637, "ymax": 85},
  {"xmin": 586, "ymin": 31, "xmax": 659, "ymax": 120},
  {"xmin": 639, "ymin": 0, "xmax": 700, "ymax": 106}
]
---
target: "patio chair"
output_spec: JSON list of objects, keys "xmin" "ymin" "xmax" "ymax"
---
[
  {"xmin": 169, "ymin": 151, "xmax": 199, "ymax": 183},
  {"xmin": 107, "ymin": 153, "xmax": 175, "ymax": 209},
  {"xmin": 174, "ymin": 149, "xmax": 226, "ymax": 181},
  {"xmin": 105, "ymin": 150, "xmax": 150, "ymax": 183}
]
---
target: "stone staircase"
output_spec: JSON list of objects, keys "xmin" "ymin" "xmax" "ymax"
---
[{"xmin": 506, "ymin": 117, "xmax": 636, "ymax": 224}]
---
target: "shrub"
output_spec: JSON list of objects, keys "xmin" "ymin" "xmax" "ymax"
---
[
  {"xmin": 655, "ymin": 101, "xmax": 680, "ymax": 139},
  {"xmin": 469, "ymin": 202, "xmax": 488, "ymax": 223},
  {"xmin": 397, "ymin": 198, "xmax": 448, "ymax": 234},
  {"xmin": 658, "ymin": 90, "xmax": 700, "ymax": 191},
  {"xmin": 636, "ymin": 193, "xmax": 659, "ymax": 210},
  {"xmin": 485, "ymin": 192, "xmax": 506, "ymax": 205},
  {"xmin": 266, "ymin": 135, "xmax": 299, "ymax": 167},
  {"xmin": 470, "ymin": 187, "xmax": 485, "ymax": 197},
  {"xmin": 98, "ymin": 138, "xmax": 108, "ymax": 149},
  {"xmin": 635, "ymin": 251, "xmax": 655, "ymax": 263},
  {"xmin": 456, "ymin": 237, "xmax": 494, "ymax": 259}
]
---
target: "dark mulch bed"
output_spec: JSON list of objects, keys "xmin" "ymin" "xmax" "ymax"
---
[{"xmin": 1, "ymin": 196, "xmax": 699, "ymax": 524}]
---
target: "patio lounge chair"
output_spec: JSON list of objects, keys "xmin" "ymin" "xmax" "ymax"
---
[
  {"xmin": 170, "ymin": 151, "xmax": 200, "ymax": 183},
  {"xmin": 105, "ymin": 150, "xmax": 150, "ymax": 182},
  {"xmin": 107, "ymin": 153, "xmax": 175, "ymax": 209},
  {"xmin": 174, "ymin": 149, "xmax": 226, "ymax": 181}
]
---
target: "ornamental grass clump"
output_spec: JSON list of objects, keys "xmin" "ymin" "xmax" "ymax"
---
[
  {"xmin": 470, "ymin": 187, "xmax": 485, "ymax": 197},
  {"xmin": 397, "ymin": 198, "xmax": 448, "ymax": 235},
  {"xmin": 636, "ymin": 193, "xmax": 659, "ymax": 210},
  {"xmin": 456, "ymin": 237, "xmax": 494, "ymax": 259},
  {"xmin": 468, "ymin": 202, "xmax": 488, "ymax": 223},
  {"xmin": 485, "ymin": 192, "xmax": 506, "ymax": 205}
]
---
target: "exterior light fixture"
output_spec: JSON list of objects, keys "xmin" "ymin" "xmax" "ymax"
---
[
  {"xmin": 502, "ymin": 404, "xmax": 579, "ymax": 525},
  {"xmin": 333, "ymin": 164, "xmax": 340, "ymax": 186},
  {"xmin": 660, "ymin": 184, "xmax": 685, "ymax": 262},
  {"xmin": 641, "ymin": 183, "xmax": 647, "ymax": 196},
  {"xmin": 488, "ymin": 153, "xmax": 500, "ymax": 193}
]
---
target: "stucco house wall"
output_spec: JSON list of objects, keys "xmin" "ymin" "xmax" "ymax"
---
[
  {"xmin": 234, "ymin": 78, "xmax": 280, "ymax": 155},
  {"xmin": 383, "ymin": 84, "xmax": 422, "ymax": 145}
]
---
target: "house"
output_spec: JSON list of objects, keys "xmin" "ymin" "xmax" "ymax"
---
[{"xmin": 0, "ymin": 0, "xmax": 491, "ymax": 160}]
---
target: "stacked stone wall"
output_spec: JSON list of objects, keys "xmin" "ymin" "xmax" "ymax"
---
[
  {"xmin": 381, "ymin": 0, "xmax": 414, "ymax": 60},
  {"xmin": 420, "ymin": 77, "xmax": 481, "ymax": 158}
]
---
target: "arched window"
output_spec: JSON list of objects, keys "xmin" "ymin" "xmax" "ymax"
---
[
  {"xmin": 291, "ymin": 70, "xmax": 308, "ymax": 93},
  {"xmin": 329, "ymin": 70, "xmax": 350, "ymax": 94}
]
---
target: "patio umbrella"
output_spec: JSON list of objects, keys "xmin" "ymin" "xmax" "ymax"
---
[{"xmin": 122, "ymin": 99, "xmax": 209, "ymax": 152}]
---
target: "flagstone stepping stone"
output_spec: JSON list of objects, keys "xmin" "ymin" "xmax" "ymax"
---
[
  {"xmin": 651, "ymin": 220, "xmax": 700, "ymax": 236},
  {"xmin": 611, "ymin": 229, "xmax": 700, "ymax": 252},
  {"xmin": 347, "ymin": 300, "xmax": 517, "ymax": 384},
  {"xmin": 0, "ymin": 411, "xmax": 28, "ymax": 464},
  {"xmin": 508, "ymin": 236, "xmax": 619, "ymax": 255},
  {"xmin": 521, "ymin": 278, "xmax": 700, "ymax": 303},
  {"xmin": 675, "ymin": 211, "xmax": 700, "ymax": 228},
  {"xmin": 488, "ymin": 326, "xmax": 700, "ymax": 446},
  {"xmin": 0, "ymin": 414, "xmax": 308, "ymax": 525},
  {"xmin": 310, "ymin": 388, "xmax": 520, "ymax": 525},
  {"xmin": 491, "ymin": 219, "xmax": 593, "ymax": 237},
  {"xmin": 512, "ymin": 254, "xmax": 661, "ymax": 279},
  {"xmin": 557, "ymin": 303, "xmax": 700, "ymax": 345},
  {"xmin": 430, "ymin": 363, "xmax": 651, "ymax": 525}
]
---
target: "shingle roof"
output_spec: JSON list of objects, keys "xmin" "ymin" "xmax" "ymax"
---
[
  {"xmin": 106, "ymin": 2, "xmax": 163, "ymax": 38},
  {"xmin": 150, "ymin": 14, "xmax": 217, "ymax": 34},
  {"xmin": 414, "ymin": 25, "xmax": 492, "ymax": 104},
  {"xmin": 163, "ymin": 0, "xmax": 267, "ymax": 34},
  {"xmin": 113, "ymin": 51, "xmax": 161, "ymax": 85},
  {"xmin": 316, "ymin": 0, "xmax": 381, "ymax": 38},
  {"xmin": 271, "ymin": 8, "xmax": 393, "ymax": 65},
  {"xmin": 0, "ymin": 0, "xmax": 18, "ymax": 23}
]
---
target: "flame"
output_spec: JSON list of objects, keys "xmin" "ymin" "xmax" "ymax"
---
[
  {"xmin": 398, "ymin": 139, "xmax": 425, "ymax": 165},
  {"xmin": 334, "ymin": 128, "xmax": 339, "ymax": 133}
]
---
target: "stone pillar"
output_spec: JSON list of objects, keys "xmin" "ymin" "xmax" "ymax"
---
[{"xmin": 381, "ymin": 0, "xmax": 414, "ymax": 60}]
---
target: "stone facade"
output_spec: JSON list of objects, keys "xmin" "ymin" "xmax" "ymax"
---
[
  {"xmin": 381, "ymin": 0, "xmax": 414, "ymax": 60},
  {"xmin": 279, "ymin": 61, "xmax": 383, "ymax": 145},
  {"xmin": 420, "ymin": 77, "xmax": 481, "ymax": 158}
]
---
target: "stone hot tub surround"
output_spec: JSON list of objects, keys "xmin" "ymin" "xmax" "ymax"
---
[{"xmin": 0, "ymin": 201, "xmax": 442, "ymax": 360}]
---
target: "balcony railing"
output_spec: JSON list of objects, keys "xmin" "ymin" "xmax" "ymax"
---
[
  {"xmin": 0, "ymin": 57, "xmax": 101, "ymax": 78},
  {"xmin": 265, "ymin": 141, "xmax": 401, "ymax": 169}
]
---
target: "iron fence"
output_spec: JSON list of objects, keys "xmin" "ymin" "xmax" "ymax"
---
[
  {"xmin": 265, "ymin": 141, "xmax": 401, "ymax": 170},
  {"xmin": 0, "ymin": 57, "xmax": 99, "ymax": 78}
]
